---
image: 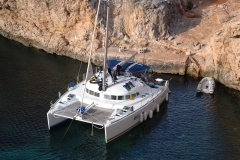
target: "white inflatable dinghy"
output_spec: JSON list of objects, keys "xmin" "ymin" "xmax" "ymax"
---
[{"xmin": 197, "ymin": 77, "xmax": 215, "ymax": 94}]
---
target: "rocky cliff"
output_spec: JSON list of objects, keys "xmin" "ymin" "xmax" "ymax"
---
[
  {"xmin": 180, "ymin": 0, "xmax": 240, "ymax": 91},
  {"xmin": 0, "ymin": 0, "xmax": 239, "ymax": 91},
  {"xmin": 0, "ymin": 0, "xmax": 177, "ymax": 60},
  {"xmin": 211, "ymin": 22, "xmax": 240, "ymax": 90}
]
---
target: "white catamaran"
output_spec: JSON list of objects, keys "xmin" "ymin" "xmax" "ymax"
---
[{"xmin": 47, "ymin": 0, "xmax": 170, "ymax": 143}]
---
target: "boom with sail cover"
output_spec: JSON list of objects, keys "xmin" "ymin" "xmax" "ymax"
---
[{"xmin": 108, "ymin": 59, "xmax": 150, "ymax": 73}]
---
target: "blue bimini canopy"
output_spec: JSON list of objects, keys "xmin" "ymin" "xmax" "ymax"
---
[
  {"xmin": 107, "ymin": 59, "xmax": 121, "ymax": 69},
  {"xmin": 108, "ymin": 59, "xmax": 150, "ymax": 73}
]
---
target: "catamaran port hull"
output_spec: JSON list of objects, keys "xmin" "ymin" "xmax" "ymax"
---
[{"xmin": 47, "ymin": 111, "xmax": 68, "ymax": 130}]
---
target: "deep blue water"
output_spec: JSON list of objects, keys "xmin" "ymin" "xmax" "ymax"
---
[{"xmin": 0, "ymin": 35, "xmax": 240, "ymax": 160}]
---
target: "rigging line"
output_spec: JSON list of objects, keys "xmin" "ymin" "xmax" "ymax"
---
[
  {"xmin": 91, "ymin": 115, "xmax": 94, "ymax": 136},
  {"xmin": 53, "ymin": 82, "xmax": 72, "ymax": 103},
  {"xmin": 62, "ymin": 115, "xmax": 76, "ymax": 140},
  {"xmin": 77, "ymin": 60, "xmax": 83, "ymax": 84},
  {"xmin": 81, "ymin": 0, "xmax": 102, "ymax": 107}
]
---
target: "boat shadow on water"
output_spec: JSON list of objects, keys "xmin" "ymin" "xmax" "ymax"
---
[{"xmin": 196, "ymin": 92, "xmax": 215, "ymax": 98}]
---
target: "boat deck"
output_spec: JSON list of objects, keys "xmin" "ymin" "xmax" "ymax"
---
[{"xmin": 53, "ymin": 103, "xmax": 114, "ymax": 125}]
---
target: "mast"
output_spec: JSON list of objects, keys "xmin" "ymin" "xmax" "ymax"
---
[{"xmin": 102, "ymin": 0, "xmax": 110, "ymax": 91}]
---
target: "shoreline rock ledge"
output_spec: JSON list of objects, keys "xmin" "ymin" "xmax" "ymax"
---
[{"xmin": 0, "ymin": 0, "xmax": 240, "ymax": 92}]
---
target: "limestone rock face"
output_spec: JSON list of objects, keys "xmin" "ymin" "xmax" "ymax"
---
[
  {"xmin": 0, "ymin": 0, "xmax": 100, "ymax": 60},
  {"xmin": 0, "ymin": 0, "xmax": 177, "ymax": 60},
  {"xmin": 210, "ymin": 22, "xmax": 240, "ymax": 90},
  {"xmin": 0, "ymin": 0, "xmax": 240, "ymax": 91}
]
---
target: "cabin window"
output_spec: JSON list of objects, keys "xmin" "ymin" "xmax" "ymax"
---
[
  {"xmin": 95, "ymin": 92, "xmax": 100, "ymax": 97},
  {"xmin": 86, "ymin": 88, "xmax": 89, "ymax": 93},
  {"xmin": 132, "ymin": 93, "xmax": 136, "ymax": 98},
  {"xmin": 104, "ymin": 94, "xmax": 110, "ymax": 99},
  {"xmin": 125, "ymin": 95, "xmax": 130, "ymax": 100},
  {"xmin": 89, "ymin": 90, "xmax": 94, "ymax": 95},
  {"xmin": 136, "ymin": 92, "xmax": 139, "ymax": 96},
  {"xmin": 111, "ymin": 95, "xmax": 117, "ymax": 100},
  {"xmin": 118, "ymin": 95, "xmax": 124, "ymax": 100}
]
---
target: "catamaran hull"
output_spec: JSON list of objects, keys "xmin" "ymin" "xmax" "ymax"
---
[
  {"xmin": 47, "ymin": 111, "xmax": 68, "ymax": 130},
  {"xmin": 105, "ymin": 88, "xmax": 169, "ymax": 143}
]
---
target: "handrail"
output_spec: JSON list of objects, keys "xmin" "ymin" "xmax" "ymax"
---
[{"xmin": 109, "ymin": 88, "xmax": 166, "ymax": 123}]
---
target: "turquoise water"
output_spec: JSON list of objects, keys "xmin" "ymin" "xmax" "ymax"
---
[{"xmin": 0, "ymin": 35, "xmax": 240, "ymax": 159}]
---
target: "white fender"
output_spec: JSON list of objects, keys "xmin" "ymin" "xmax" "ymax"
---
[
  {"xmin": 144, "ymin": 111, "xmax": 148, "ymax": 121},
  {"xmin": 166, "ymin": 92, "xmax": 168, "ymax": 101},
  {"xmin": 165, "ymin": 80, "xmax": 169, "ymax": 87},
  {"xmin": 156, "ymin": 104, "xmax": 160, "ymax": 112},
  {"xmin": 140, "ymin": 113, "xmax": 143, "ymax": 123},
  {"xmin": 149, "ymin": 110, "xmax": 153, "ymax": 118}
]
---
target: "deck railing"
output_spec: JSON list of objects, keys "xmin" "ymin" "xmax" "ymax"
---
[
  {"xmin": 110, "ymin": 87, "xmax": 165, "ymax": 123},
  {"xmin": 49, "ymin": 78, "xmax": 83, "ymax": 107}
]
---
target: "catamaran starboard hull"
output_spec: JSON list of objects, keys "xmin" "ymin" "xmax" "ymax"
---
[{"xmin": 105, "ymin": 88, "xmax": 169, "ymax": 143}]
